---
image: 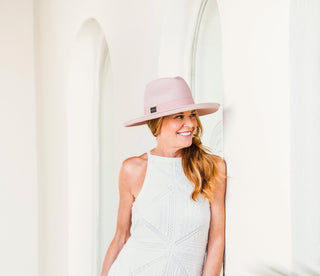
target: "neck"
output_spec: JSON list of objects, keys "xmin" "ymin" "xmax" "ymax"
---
[{"xmin": 152, "ymin": 145, "xmax": 182, "ymax": 158}]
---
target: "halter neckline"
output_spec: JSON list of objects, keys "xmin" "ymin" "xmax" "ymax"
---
[{"xmin": 148, "ymin": 149, "xmax": 182, "ymax": 160}]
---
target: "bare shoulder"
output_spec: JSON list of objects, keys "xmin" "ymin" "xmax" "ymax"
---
[
  {"xmin": 209, "ymin": 154, "xmax": 227, "ymax": 192},
  {"xmin": 119, "ymin": 152, "xmax": 148, "ymax": 197},
  {"xmin": 121, "ymin": 152, "xmax": 148, "ymax": 175},
  {"xmin": 210, "ymin": 154, "xmax": 226, "ymax": 170}
]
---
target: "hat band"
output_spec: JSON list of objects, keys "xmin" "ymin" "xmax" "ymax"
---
[{"xmin": 144, "ymin": 97, "xmax": 195, "ymax": 115}]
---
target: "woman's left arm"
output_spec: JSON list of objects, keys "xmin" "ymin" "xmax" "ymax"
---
[{"xmin": 202, "ymin": 156, "xmax": 227, "ymax": 276}]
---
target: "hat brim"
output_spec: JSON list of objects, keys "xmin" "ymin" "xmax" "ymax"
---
[{"xmin": 123, "ymin": 103, "xmax": 220, "ymax": 127}]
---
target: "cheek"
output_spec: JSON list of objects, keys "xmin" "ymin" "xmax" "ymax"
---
[
  {"xmin": 161, "ymin": 120, "xmax": 180, "ymax": 137},
  {"xmin": 168, "ymin": 123, "xmax": 181, "ymax": 135},
  {"xmin": 164, "ymin": 126, "xmax": 178, "ymax": 138}
]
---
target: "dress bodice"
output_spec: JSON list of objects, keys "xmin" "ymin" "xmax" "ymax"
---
[{"xmin": 108, "ymin": 149, "xmax": 211, "ymax": 276}]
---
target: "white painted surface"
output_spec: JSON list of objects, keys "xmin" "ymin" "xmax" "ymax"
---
[
  {"xmin": 0, "ymin": 0, "xmax": 38, "ymax": 276},
  {"xmin": 290, "ymin": 0, "xmax": 320, "ymax": 274},
  {"xmin": 218, "ymin": 0, "xmax": 292, "ymax": 274}
]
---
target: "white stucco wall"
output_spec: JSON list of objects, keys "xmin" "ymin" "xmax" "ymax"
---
[
  {"xmin": 219, "ymin": 1, "xmax": 292, "ymax": 274},
  {"xmin": 290, "ymin": 0, "xmax": 320, "ymax": 274},
  {"xmin": 0, "ymin": 1, "xmax": 38, "ymax": 276}
]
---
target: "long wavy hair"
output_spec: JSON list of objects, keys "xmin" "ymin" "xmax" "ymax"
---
[{"xmin": 147, "ymin": 112, "xmax": 226, "ymax": 202}]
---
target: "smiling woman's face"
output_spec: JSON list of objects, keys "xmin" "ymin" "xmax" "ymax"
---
[{"xmin": 157, "ymin": 110, "xmax": 198, "ymax": 149}]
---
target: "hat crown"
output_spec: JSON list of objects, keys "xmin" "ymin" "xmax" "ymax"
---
[{"xmin": 144, "ymin": 76, "xmax": 194, "ymax": 115}]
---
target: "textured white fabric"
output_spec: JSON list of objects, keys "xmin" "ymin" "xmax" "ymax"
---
[{"xmin": 108, "ymin": 149, "xmax": 211, "ymax": 276}]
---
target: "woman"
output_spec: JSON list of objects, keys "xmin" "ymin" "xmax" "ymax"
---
[{"xmin": 101, "ymin": 76, "xmax": 227, "ymax": 276}]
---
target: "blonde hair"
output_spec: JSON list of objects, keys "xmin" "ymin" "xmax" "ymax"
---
[{"xmin": 147, "ymin": 113, "xmax": 227, "ymax": 202}]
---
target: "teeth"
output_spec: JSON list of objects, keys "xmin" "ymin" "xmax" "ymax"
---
[{"xmin": 178, "ymin": 132, "xmax": 191, "ymax": 136}]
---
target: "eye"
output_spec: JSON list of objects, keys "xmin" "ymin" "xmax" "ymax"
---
[
  {"xmin": 190, "ymin": 113, "xmax": 196, "ymax": 117},
  {"xmin": 174, "ymin": 115, "xmax": 183, "ymax": 119}
]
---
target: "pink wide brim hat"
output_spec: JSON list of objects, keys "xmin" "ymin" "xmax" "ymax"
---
[{"xmin": 123, "ymin": 76, "xmax": 220, "ymax": 127}]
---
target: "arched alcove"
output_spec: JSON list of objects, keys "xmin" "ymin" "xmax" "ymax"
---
[
  {"xmin": 191, "ymin": 0, "xmax": 224, "ymax": 158},
  {"xmin": 67, "ymin": 18, "xmax": 115, "ymax": 276},
  {"xmin": 191, "ymin": 1, "xmax": 224, "ymax": 275}
]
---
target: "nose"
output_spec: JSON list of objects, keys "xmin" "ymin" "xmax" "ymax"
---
[{"xmin": 182, "ymin": 116, "xmax": 196, "ymax": 128}]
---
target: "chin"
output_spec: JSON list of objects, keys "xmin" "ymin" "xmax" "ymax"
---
[
  {"xmin": 175, "ymin": 135, "xmax": 193, "ymax": 148},
  {"xmin": 181, "ymin": 141, "xmax": 193, "ymax": 148}
]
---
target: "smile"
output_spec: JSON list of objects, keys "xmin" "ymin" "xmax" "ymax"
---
[{"xmin": 177, "ymin": 131, "xmax": 192, "ymax": 136}]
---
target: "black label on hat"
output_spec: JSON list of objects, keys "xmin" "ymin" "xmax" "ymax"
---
[{"xmin": 150, "ymin": 106, "xmax": 157, "ymax": 113}]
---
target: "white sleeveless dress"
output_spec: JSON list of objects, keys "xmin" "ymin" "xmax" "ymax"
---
[{"xmin": 108, "ymin": 149, "xmax": 211, "ymax": 276}]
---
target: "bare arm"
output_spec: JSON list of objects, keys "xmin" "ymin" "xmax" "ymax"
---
[
  {"xmin": 100, "ymin": 158, "xmax": 138, "ymax": 276},
  {"xmin": 202, "ymin": 156, "xmax": 227, "ymax": 276}
]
